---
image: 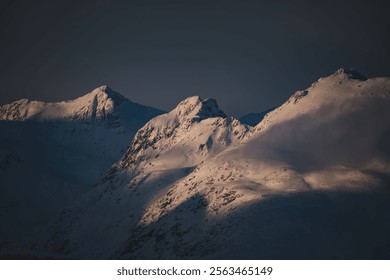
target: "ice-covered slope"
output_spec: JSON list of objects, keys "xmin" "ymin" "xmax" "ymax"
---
[
  {"xmin": 0, "ymin": 86, "xmax": 164, "ymax": 256},
  {"xmin": 41, "ymin": 96, "xmax": 251, "ymax": 258}
]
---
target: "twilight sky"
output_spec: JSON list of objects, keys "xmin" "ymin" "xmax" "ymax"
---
[{"xmin": 1, "ymin": 0, "xmax": 389, "ymax": 117}]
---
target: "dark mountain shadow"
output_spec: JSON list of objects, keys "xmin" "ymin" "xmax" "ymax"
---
[
  {"xmin": 30, "ymin": 166, "xmax": 197, "ymax": 260},
  {"xmin": 239, "ymin": 107, "xmax": 277, "ymax": 126},
  {"xmin": 117, "ymin": 189, "xmax": 390, "ymax": 260},
  {"xmin": 0, "ymin": 118, "xmax": 137, "ymax": 257},
  {"xmin": 117, "ymin": 193, "xmax": 213, "ymax": 259},
  {"xmin": 223, "ymin": 189, "xmax": 390, "ymax": 259}
]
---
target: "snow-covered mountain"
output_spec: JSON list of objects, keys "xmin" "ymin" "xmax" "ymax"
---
[
  {"xmin": 0, "ymin": 86, "xmax": 164, "ymax": 256},
  {"xmin": 0, "ymin": 85, "xmax": 164, "ymax": 130},
  {"xmin": 38, "ymin": 69, "xmax": 390, "ymax": 259},
  {"xmin": 2, "ymin": 69, "xmax": 390, "ymax": 259}
]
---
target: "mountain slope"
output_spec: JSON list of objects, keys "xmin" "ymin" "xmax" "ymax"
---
[{"xmin": 0, "ymin": 86, "xmax": 164, "ymax": 256}]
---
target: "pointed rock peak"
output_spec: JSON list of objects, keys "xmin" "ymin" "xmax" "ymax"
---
[
  {"xmin": 174, "ymin": 96, "xmax": 226, "ymax": 121},
  {"xmin": 87, "ymin": 85, "xmax": 128, "ymax": 105},
  {"xmin": 333, "ymin": 68, "xmax": 367, "ymax": 81}
]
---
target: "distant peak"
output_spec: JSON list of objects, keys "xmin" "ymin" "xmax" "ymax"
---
[
  {"xmin": 333, "ymin": 68, "xmax": 367, "ymax": 81},
  {"xmin": 174, "ymin": 96, "xmax": 226, "ymax": 121}
]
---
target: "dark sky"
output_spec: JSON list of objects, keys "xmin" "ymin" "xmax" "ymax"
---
[{"xmin": 1, "ymin": 0, "xmax": 389, "ymax": 117}]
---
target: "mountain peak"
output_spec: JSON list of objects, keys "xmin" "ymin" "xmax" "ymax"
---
[
  {"xmin": 174, "ymin": 96, "xmax": 226, "ymax": 122},
  {"xmin": 175, "ymin": 96, "xmax": 202, "ymax": 115},
  {"xmin": 86, "ymin": 85, "xmax": 128, "ymax": 105},
  {"xmin": 333, "ymin": 68, "xmax": 367, "ymax": 81}
]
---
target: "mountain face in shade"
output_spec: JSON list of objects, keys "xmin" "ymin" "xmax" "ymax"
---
[
  {"xmin": 35, "ymin": 69, "xmax": 390, "ymax": 260},
  {"xmin": 0, "ymin": 86, "xmax": 164, "ymax": 255},
  {"xmin": 238, "ymin": 107, "xmax": 276, "ymax": 126}
]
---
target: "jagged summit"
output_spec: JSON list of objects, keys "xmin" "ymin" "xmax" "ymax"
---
[
  {"xmin": 333, "ymin": 68, "xmax": 367, "ymax": 81},
  {"xmin": 173, "ymin": 96, "xmax": 226, "ymax": 122},
  {"xmin": 113, "ymin": 95, "xmax": 249, "ymax": 174}
]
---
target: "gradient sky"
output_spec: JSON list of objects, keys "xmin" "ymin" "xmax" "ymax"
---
[{"xmin": 1, "ymin": 0, "xmax": 389, "ymax": 117}]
